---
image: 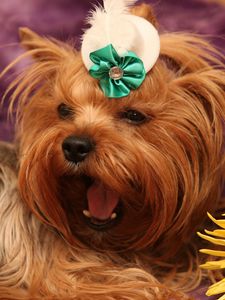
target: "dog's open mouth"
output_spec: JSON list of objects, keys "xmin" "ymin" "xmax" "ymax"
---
[{"xmin": 82, "ymin": 179, "xmax": 123, "ymax": 231}]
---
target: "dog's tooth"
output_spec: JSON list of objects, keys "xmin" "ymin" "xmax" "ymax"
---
[
  {"xmin": 83, "ymin": 210, "xmax": 91, "ymax": 218},
  {"xmin": 111, "ymin": 213, "xmax": 117, "ymax": 220}
]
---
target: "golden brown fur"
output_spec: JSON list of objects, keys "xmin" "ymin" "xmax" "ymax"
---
[{"xmin": 0, "ymin": 3, "xmax": 225, "ymax": 299}]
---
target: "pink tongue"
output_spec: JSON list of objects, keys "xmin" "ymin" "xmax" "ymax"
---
[{"xmin": 87, "ymin": 180, "xmax": 120, "ymax": 220}]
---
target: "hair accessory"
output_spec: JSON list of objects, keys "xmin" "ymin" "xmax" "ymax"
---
[
  {"xmin": 81, "ymin": 0, "xmax": 160, "ymax": 98},
  {"xmin": 89, "ymin": 44, "xmax": 145, "ymax": 98}
]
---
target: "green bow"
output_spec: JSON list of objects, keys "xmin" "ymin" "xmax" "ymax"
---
[{"xmin": 89, "ymin": 44, "xmax": 146, "ymax": 98}]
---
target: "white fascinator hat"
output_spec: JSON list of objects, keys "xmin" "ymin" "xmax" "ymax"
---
[{"xmin": 81, "ymin": 0, "xmax": 160, "ymax": 98}]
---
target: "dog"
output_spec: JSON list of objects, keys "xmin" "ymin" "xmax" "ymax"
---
[{"xmin": 0, "ymin": 2, "xmax": 225, "ymax": 299}]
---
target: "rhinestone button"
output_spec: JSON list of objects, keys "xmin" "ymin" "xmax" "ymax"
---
[{"xmin": 109, "ymin": 66, "xmax": 124, "ymax": 80}]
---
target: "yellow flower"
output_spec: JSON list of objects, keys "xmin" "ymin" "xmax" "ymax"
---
[{"xmin": 198, "ymin": 213, "xmax": 225, "ymax": 299}]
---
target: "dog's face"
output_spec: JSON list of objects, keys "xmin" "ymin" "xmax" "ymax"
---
[{"xmin": 12, "ymin": 8, "xmax": 225, "ymax": 255}]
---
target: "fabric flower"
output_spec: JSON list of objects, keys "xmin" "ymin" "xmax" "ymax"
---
[
  {"xmin": 198, "ymin": 213, "xmax": 225, "ymax": 300},
  {"xmin": 89, "ymin": 44, "xmax": 146, "ymax": 98}
]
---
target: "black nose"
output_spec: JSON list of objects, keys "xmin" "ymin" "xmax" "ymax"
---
[{"xmin": 62, "ymin": 135, "xmax": 94, "ymax": 164}]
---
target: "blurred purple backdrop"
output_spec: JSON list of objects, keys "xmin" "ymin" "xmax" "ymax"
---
[{"xmin": 0, "ymin": 1, "xmax": 224, "ymax": 298}]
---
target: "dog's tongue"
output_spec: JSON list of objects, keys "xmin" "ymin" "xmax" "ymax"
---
[{"xmin": 87, "ymin": 180, "xmax": 119, "ymax": 220}]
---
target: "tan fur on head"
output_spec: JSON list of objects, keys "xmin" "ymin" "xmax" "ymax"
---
[
  {"xmin": 0, "ymin": 3, "xmax": 225, "ymax": 299},
  {"xmin": 130, "ymin": 3, "xmax": 158, "ymax": 27}
]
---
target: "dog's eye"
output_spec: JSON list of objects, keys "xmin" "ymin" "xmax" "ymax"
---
[
  {"xmin": 121, "ymin": 110, "xmax": 148, "ymax": 124},
  {"xmin": 57, "ymin": 103, "xmax": 74, "ymax": 119}
]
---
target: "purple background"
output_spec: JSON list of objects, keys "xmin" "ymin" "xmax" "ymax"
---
[{"xmin": 0, "ymin": 1, "xmax": 224, "ymax": 298}]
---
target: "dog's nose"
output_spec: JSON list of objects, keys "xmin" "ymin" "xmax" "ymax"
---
[{"xmin": 62, "ymin": 135, "xmax": 94, "ymax": 163}]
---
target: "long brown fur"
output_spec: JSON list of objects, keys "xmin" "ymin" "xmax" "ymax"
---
[{"xmin": 0, "ymin": 3, "xmax": 225, "ymax": 299}]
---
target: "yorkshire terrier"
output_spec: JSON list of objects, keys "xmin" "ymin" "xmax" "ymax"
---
[{"xmin": 0, "ymin": 1, "xmax": 225, "ymax": 299}]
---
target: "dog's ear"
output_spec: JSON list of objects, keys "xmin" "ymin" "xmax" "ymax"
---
[
  {"xmin": 160, "ymin": 33, "xmax": 225, "ymax": 124},
  {"xmin": 18, "ymin": 27, "xmax": 75, "ymax": 62},
  {"xmin": 19, "ymin": 27, "xmax": 41, "ymax": 48},
  {"xmin": 130, "ymin": 3, "xmax": 158, "ymax": 27}
]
